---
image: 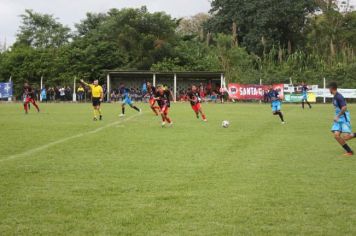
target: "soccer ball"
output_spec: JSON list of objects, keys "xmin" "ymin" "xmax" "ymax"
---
[{"xmin": 222, "ymin": 120, "xmax": 230, "ymax": 128}]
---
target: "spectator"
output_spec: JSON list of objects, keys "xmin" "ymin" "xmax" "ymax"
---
[
  {"xmin": 263, "ymin": 90, "xmax": 270, "ymax": 103},
  {"xmin": 142, "ymin": 82, "xmax": 147, "ymax": 95},
  {"xmin": 59, "ymin": 87, "xmax": 65, "ymax": 101},
  {"xmin": 41, "ymin": 87, "xmax": 47, "ymax": 103},
  {"xmin": 211, "ymin": 91, "xmax": 218, "ymax": 103},
  {"xmin": 55, "ymin": 87, "xmax": 60, "ymax": 101},
  {"xmin": 77, "ymin": 85, "xmax": 85, "ymax": 102},
  {"xmin": 110, "ymin": 90, "xmax": 118, "ymax": 102},
  {"xmin": 206, "ymin": 81, "xmax": 212, "ymax": 95},
  {"xmin": 65, "ymin": 86, "xmax": 72, "ymax": 101},
  {"xmin": 47, "ymin": 87, "xmax": 55, "ymax": 102}
]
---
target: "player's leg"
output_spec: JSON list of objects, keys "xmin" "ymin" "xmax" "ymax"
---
[
  {"xmin": 160, "ymin": 106, "xmax": 167, "ymax": 126},
  {"xmin": 128, "ymin": 98, "xmax": 140, "ymax": 113},
  {"xmin": 160, "ymin": 106, "xmax": 172, "ymax": 127},
  {"xmin": 306, "ymin": 100, "xmax": 312, "ymax": 109},
  {"xmin": 164, "ymin": 108, "xmax": 172, "ymax": 125},
  {"xmin": 120, "ymin": 103, "xmax": 126, "ymax": 117},
  {"xmin": 340, "ymin": 122, "xmax": 355, "ymax": 141},
  {"xmin": 30, "ymin": 99, "xmax": 40, "ymax": 112},
  {"xmin": 276, "ymin": 102, "xmax": 284, "ymax": 123},
  {"xmin": 272, "ymin": 103, "xmax": 284, "ymax": 123},
  {"xmin": 302, "ymin": 99, "xmax": 305, "ymax": 109},
  {"xmin": 334, "ymin": 131, "xmax": 353, "ymax": 155},
  {"xmin": 192, "ymin": 105, "xmax": 199, "ymax": 119},
  {"xmin": 198, "ymin": 104, "xmax": 207, "ymax": 121},
  {"xmin": 97, "ymin": 105, "xmax": 102, "ymax": 120},
  {"xmin": 129, "ymin": 104, "xmax": 141, "ymax": 112},
  {"xmin": 92, "ymin": 99, "xmax": 99, "ymax": 120},
  {"xmin": 24, "ymin": 98, "xmax": 29, "ymax": 114},
  {"xmin": 272, "ymin": 110, "xmax": 284, "ymax": 123},
  {"xmin": 276, "ymin": 110, "xmax": 285, "ymax": 123},
  {"xmin": 150, "ymin": 99, "xmax": 159, "ymax": 115},
  {"xmin": 93, "ymin": 106, "xmax": 98, "ymax": 121},
  {"xmin": 343, "ymin": 133, "xmax": 355, "ymax": 141}
]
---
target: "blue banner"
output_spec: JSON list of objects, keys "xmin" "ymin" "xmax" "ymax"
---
[{"xmin": 0, "ymin": 82, "xmax": 13, "ymax": 98}]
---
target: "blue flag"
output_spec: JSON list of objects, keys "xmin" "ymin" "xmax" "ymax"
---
[{"xmin": 0, "ymin": 82, "xmax": 13, "ymax": 98}]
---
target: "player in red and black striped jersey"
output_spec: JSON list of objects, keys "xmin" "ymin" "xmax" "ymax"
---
[
  {"xmin": 146, "ymin": 82, "xmax": 160, "ymax": 116},
  {"xmin": 187, "ymin": 85, "xmax": 207, "ymax": 122},
  {"xmin": 23, "ymin": 83, "xmax": 40, "ymax": 114},
  {"xmin": 154, "ymin": 85, "xmax": 173, "ymax": 127}
]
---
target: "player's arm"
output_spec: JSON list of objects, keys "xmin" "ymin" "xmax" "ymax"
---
[
  {"xmin": 335, "ymin": 105, "xmax": 348, "ymax": 121},
  {"xmin": 80, "ymin": 79, "xmax": 90, "ymax": 87},
  {"xmin": 186, "ymin": 94, "xmax": 193, "ymax": 102}
]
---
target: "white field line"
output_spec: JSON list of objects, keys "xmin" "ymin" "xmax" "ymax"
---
[{"xmin": 0, "ymin": 113, "xmax": 143, "ymax": 163}]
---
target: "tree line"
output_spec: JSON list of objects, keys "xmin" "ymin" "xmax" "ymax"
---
[{"xmin": 0, "ymin": 0, "xmax": 356, "ymax": 96}]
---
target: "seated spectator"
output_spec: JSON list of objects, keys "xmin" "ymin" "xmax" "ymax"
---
[
  {"xmin": 110, "ymin": 90, "xmax": 118, "ymax": 102},
  {"xmin": 211, "ymin": 91, "xmax": 218, "ymax": 103}
]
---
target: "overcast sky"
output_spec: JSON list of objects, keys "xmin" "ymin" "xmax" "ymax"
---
[
  {"xmin": 0, "ymin": 0, "xmax": 211, "ymax": 46},
  {"xmin": 1, "ymin": 0, "xmax": 355, "ymax": 46}
]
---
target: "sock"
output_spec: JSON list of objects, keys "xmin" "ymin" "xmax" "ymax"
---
[
  {"xmin": 302, "ymin": 102, "xmax": 305, "ymax": 109},
  {"xmin": 161, "ymin": 115, "xmax": 166, "ymax": 122},
  {"xmin": 342, "ymin": 144, "xmax": 353, "ymax": 153},
  {"xmin": 165, "ymin": 117, "xmax": 171, "ymax": 123},
  {"xmin": 122, "ymin": 107, "xmax": 125, "ymax": 115},
  {"xmin": 98, "ymin": 109, "xmax": 102, "ymax": 116},
  {"xmin": 93, "ymin": 109, "xmax": 97, "ymax": 118},
  {"xmin": 278, "ymin": 112, "xmax": 284, "ymax": 122},
  {"xmin": 24, "ymin": 103, "xmax": 28, "ymax": 113},
  {"xmin": 202, "ymin": 114, "xmax": 206, "ymax": 120},
  {"xmin": 133, "ymin": 106, "xmax": 140, "ymax": 112}
]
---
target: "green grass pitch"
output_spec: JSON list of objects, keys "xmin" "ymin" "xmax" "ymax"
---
[{"xmin": 1, "ymin": 102, "xmax": 356, "ymax": 235}]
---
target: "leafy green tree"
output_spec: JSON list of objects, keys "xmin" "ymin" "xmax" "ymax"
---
[
  {"xmin": 207, "ymin": 0, "xmax": 317, "ymax": 54},
  {"xmin": 15, "ymin": 9, "xmax": 71, "ymax": 48}
]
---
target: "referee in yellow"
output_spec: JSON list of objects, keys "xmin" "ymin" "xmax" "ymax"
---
[{"xmin": 80, "ymin": 79, "xmax": 104, "ymax": 121}]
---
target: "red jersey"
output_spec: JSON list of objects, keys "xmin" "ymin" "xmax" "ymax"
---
[
  {"xmin": 187, "ymin": 91, "xmax": 201, "ymax": 106},
  {"xmin": 24, "ymin": 86, "xmax": 35, "ymax": 99},
  {"xmin": 156, "ymin": 90, "xmax": 171, "ymax": 108},
  {"xmin": 147, "ymin": 86, "xmax": 156, "ymax": 99}
]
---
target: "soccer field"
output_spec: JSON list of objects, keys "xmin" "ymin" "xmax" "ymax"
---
[{"xmin": 1, "ymin": 102, "xmax": 356, "ymax": 235}]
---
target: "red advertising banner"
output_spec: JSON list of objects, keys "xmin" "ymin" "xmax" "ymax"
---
[
  {"xmin": 228, "ymin": 84, "xmax": 269, "ymax": 100},
  {"xmin": 228, "ymin": 83, "xmax": 285, "ymax": 100}
]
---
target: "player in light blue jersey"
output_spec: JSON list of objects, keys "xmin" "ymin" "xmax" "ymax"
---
[
  {"xmin": 301, "ymin": 82, "xmax": 312, "ymax": 109},
  {"xmin": 119, "ymin": 85, "xmax": 141, "ymax": 117},
  {"xmin": 268, "ymin": 86, "xmax": 285, "ymax": 124},
  {"xmin": 329, "ymin": 82, "xmax": 356, "ymax": 156}
]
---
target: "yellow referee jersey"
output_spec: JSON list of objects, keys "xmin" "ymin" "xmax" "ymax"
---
[{"xmin": 89, "ymin": 84, "xmax": 103, "ymax": 98}]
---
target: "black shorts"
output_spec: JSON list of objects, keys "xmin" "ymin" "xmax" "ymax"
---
[{"xmin": 92, "ymin": 98, "xmax": 101, "ymax": 106}]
